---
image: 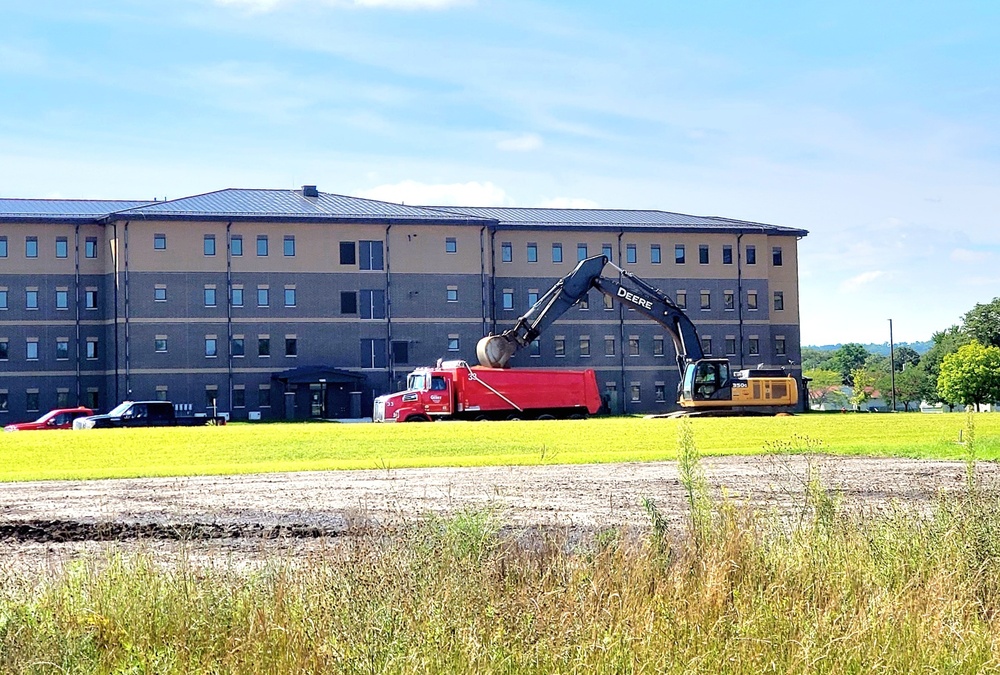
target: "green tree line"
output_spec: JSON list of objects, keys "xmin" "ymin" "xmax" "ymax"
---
[{"xmin": 803, "ymin": 298, "xmax": 1000, "ymax": 411}]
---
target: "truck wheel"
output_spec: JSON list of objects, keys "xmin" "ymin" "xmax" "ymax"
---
[
  {"xmin": 569, "ymin": 413, "xmax": 586, "ymax": 420},
  {"xmin": 474, "ymin": 415, "xmax": 489, "ymax": 422},
  {"xmin": 537, "ymin": 414, "xmax": 556, "ymax": 421},
  {"xmin": 506, "ymin": 414, "xmax": 522, "ymax": 421},
  {"xmin": 406, "ymin": 415, "xmax": 430, "ymax": 422}
]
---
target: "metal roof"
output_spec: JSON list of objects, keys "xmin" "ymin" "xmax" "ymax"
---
[
  {"xmin": 426, "ymin": 205, "xmax": 808, "ymax": 236},
  {"xmin": 0, "ymin": 198, "xmax": 154, "ymax": 221},
  {"xmin": 113, "ymin": 188, "xmax": 492, "ymax": 223}
]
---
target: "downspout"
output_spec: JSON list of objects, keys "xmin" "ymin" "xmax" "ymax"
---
[
  {"xmin": 617, "ymin": 230, "xmax": 626, "ymax": 414},
  {"xmin": 123, "ymin": 221, "xmax": 131, "ymax": 397},
  {"xmin": 736, "ymin": 233, "xmax": 744, "ymax": 370},
  {"xmin": 489, "ymin": 226, "xmax": 497, "ymax": 332},
  {"xmin": 112, "ymin": 221, "xmax": 121, "ymax": 404},
  {"xmin": 74, "ymin": 223, "xmax": 81, "ymax": 406},
  {"xmin": 226, "ymin": 221, "xmax": 233, "ymax": 413},
  {"xmin": 479, "ymin": 224, "xmax": 488, "ymax": 336},
  {"xmin": 385, "ymin": 222, "xmax": 393, "ymax": 391}
]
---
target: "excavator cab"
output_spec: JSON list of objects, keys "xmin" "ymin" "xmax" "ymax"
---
[{"xmin": 680, "ymin": 359, "xmax": 733, "ymax": 405}]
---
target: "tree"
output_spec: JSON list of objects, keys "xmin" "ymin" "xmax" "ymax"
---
[
  {"xmin": 801, "ymin": 347, "xmax": 836, "ymax": 371},
  {"xmin": 804, "ymin": 368, "xmax": 848, "ymax": 410},
  {"xmin": 849, "ymin": 368, "xmax": 877, "ymax": 410},
  {"xmin": 892, "ymin": 346, "xmax": 921, "ymax": 371},
  {"xmin": 893, "ymin": 366, "xmax": 931, "ymax": 412},
  {"xmin": 831, "ymin": 343, "xmax": 870, "ymax": 386},
  {"xmin": 962, "ymin": 298, "xmax": 1000, "ymax": 348},
  {"xmin": 920, "ymin": 326, "xmax": 970, "ymax": 405},
  {"xmin": 936, "ymin": 341, "xmax": 1000, "ymax": 408}
]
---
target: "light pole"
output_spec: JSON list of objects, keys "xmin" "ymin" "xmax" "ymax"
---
[{"xmin": 889, "ymin": 319, "xmax": 896, "ymax": 412}]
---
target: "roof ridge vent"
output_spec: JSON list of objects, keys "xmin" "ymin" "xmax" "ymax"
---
[{"xmin": 301, "ymin": 185, "xmax": 319, "ymax": 198}]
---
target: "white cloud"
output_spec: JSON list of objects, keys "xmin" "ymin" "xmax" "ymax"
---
[
  {"xmin": 950, "ymin": 248, "xmax": 993, "ymax": 264},
  {"xmin": 839, "ymin": 270, "xmax": 886, "ymax": 293},
  {"xmin": 496, "ymin": 133, "xmax": 543, "ymax": 152},
  {"xmin": 212, "ymin": 0, "xmax": 470, "ymax": 11},
  {"xmin": 357, "ymin": 180, "xmax": 507, "ymax": 206},
  {"xmin": 537, "ymin": 197, "xmax": 600, "ymax": 209}
]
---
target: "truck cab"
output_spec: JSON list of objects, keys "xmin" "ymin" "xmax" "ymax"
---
[{"xmin": 374, "ymin": 368, "xmax": 452, "ymax": 422}]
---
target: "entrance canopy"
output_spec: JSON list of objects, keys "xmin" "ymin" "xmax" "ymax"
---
[{"xmin": 273, "ymin": 366, "xmax": 365, "ymax": 387}]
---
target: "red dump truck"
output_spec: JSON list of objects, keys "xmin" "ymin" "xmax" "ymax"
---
[{"xmin": 373, "ymin": 360, "xmax": 602, "ymax": 422}]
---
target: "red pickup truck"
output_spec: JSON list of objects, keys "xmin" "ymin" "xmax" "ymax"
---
[{"xmin": 4, "ymin": 407, "xmax": 95, "ymax": 432}]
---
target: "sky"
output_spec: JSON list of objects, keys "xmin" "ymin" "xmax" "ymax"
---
[{"xmin": 1, "ymin": 1, "xmax": 998, "ymax": 346}]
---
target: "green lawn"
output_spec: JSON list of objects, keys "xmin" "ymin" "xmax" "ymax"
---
[{"xmin": 2, "ymin": 412, "xmax": 997, "ymax": 482}]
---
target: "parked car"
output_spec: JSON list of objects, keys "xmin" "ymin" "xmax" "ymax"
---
[
  {"xmin": 73, "ymin": 401, "xmax": 227, "ymax": 429},
  {"xmin": 4, "ymin": 407, "xmax": 95, "ymax": 432}
]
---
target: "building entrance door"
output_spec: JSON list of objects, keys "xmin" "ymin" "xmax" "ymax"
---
[{"xmin": 310, "ymin": 383, "xmax": 326, "ymax": 418}]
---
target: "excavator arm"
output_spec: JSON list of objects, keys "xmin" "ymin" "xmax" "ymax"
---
[{"xmin": 477, "ymin": 255, "xmax": 704, "ymax": 377}]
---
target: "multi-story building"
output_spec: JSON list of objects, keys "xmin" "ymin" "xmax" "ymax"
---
[{"xmin": 0, "ymin": 186, "xmax": 807, "ymax": 421}]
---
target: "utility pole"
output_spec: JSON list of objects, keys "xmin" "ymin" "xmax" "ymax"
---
[{"xmin": 889, "ymin": 319, "xmax": 896, "ymax": 412}]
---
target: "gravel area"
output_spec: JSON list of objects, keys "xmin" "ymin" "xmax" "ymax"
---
[{"xmin": 0, "ymin": 455, "xmax": 993, "ymax": 574}]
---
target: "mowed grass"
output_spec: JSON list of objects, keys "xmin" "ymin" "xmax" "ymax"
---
[{"xmin": 3, "ymin": 412, "xmax": 999, "ymax": 482}]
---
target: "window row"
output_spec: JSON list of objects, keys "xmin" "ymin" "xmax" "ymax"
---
[
  {"xmin": 0, "ymin": 288, "xmax": 99, "ymax": 310},
  {"xmin": 0, "ymin": 338, "xmax": 99, "ymax": 361},
  {"xmin": 500, "ymin": 288, "xmax": 785, "ymax": 313},
  {"xmin": 186, "ymin": 236, "xmax": 387, "ymax": 269},
  {"xmin": 498, "ymin": 241, "xmax": 783, "ymax": 267},
  {"xmin": 518, "ymin": 334, "xmax": 787, "ymax": 359},
  {"xmin": 0, "ymin": 389, "xmax": 99, "ymax": 414},
  {"xmin": 0, "ymin": 236, "xmax": 100, "ymax": 260}
]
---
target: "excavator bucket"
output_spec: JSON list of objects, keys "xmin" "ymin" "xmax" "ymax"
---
[{"xmin": 477, "ymin": 335, "xmax": 516, "ymax": 368}]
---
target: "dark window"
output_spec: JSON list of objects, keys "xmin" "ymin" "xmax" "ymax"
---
[
  {"xmin": 726, "ymin": 337, "xmax": 737, "ymax": 355},
  {"xmin": 359, "ymin": 240, "xmax": 384, "ymax": 270},
  {"xmin": 772, "ymin": 246, "xmax": 783, "ymax": 266},
  {"xmin": 257, "ymin": 235, "xmax": 268, "ymax": 256},
  {"xmin": 628, "ymin": 337, "xmax": 639, "ymax": 356},
  {"xmin": 580, "ymin": 337, "xmax": 590, "ymax": 356},
  {"xmin": 360, "ymin": 290, "xmax": 385, "ymax": 320},
  {"xmin": 231, "ymin": 236, "xmax": 243, "ymax": 256},
  {"xmin": 655, "ymin": 384, "xmax": 666, "ymax": 402},
  {"xmin": 605, "ymin": 337, "xmax": 615, "ymax": 356},
  {"xmin": 85, "ymin": 238, "xmax": 98, "ymax": 258},
  {"xmin": 285, "ymin": 338, "xmax": 297, "ymax": 357},
  {"xmin": 700, "ymin": 291, "xmax": 710, "ymax": 310},
  {"xmin": 232, "ymin": 337, "xmax": 245, "ymax": 357},
  {"xmin": 340, "ymin": 241, "xmax": 356, "ymax": 265},
  {"xmin": 361, "ymin": 338, "xmax": 387, "ymax": 368},
  {"xmin": 723, "ymin": 245, "xmax": 733, "ymax": 265},
  {"xmin": 749, "ymin": 338, "xmax": 760, "ymax": 356},
  {"xmin": 701, "ymin": 337, "xmax": 712, "ymax": 355},
  {"xmin": 56, "ymin": 237, "xmax": 68, "ymax": 258},
  {"xmin": 26, "ymin": 392, "xmax": 39, "ymax": 412},
  {"xmin": 340, "ymin": 291, "xmax": 357, "ymax": 314},
  {"xmin": 552, "ymin": 243, "xmax": 563, "ymax": 263},
  {"xmin": 530, "ymin": 339, "xmax": 540, "ymax": 356},
  {"xmin": 283, "ymin": 236, "xmax": 295, "ymax": 257},
  {"xmin": 391, "ymin": 340, "xmax": 409, "ymax": 365},
  {"xmin": 86, "ymin": 390, "xmax": 98, "ymax": 410},
  {"xmin": 155, "ymin": 337, "xmax": 168, "ymax": 352},
  {"xmin": 554, "ymin": 338, "xmax": 565, "ymax": 356},
  {"xmin": 626, "ymin": 244, "xmax": 637, "ymax": 264},
  {"xmin": 653, "ymin": 336, "xmax": 664, "ymax": 356},
  {"xmin": 233, "ymin": 388, "xmax": 246, "ymax": 408},
  {"xmin": 56, "ymin": 340, "xmax": 69, "ymax": 360},
  {"xmin": 747, "ymin": 291, "xmax": 758, "ymax": 310},
  {"xmin": 154, "ymin": 234, "xmax": 166, "ymax": 250},
  {"xmin": 445, "ymin": 237, "xmax": 457, "ymax": 254},
  {"xmin": 774, "ymin": 291, "xmax": 784, "ymax": 311},
  {"xmin": 258, "ymin": 337, "xmax": 270, "ymax": 357},
  {"xmin": 676, "ymin": 291, "xmax": 686, "ymax": 309},
  {"xmin": 204, "ymin": 235, "xmax": 216, "ymax": 256},
  {"xmin": 206, "ymin": 390, "xmax": 218, "ymax": 409},
  {"xmin": 724, "ymin": 291, "xmax": 734, "ymax": 310},
  {"xmin": 258, "ymin": 387, "xmax": 270, "ymax": 408},
  {"xmin": 746, "ymin": 245, "xmax": 756, "ymax": 265},
  {"xmin": 776, "ymin": 338, "xmax": 787, "ymax": 356},
  {"xmin": 651, "ymin": 245, "xmax": 661, "ymax": 264},
  {"xmin": 527, "ymin": 243, "xmax": 538, "ymax": 263},
  {"xmin": 674, "ymin": 244, "xmax": 685, "ymax": 264},
  {"xmin": 501, "ymin": 242, "xmax": 512, "ymax": 262},
  {"xmin": 26, "ymin": 237, "xmax": 38, "ymax": 258},
  {"xmin": 448, "ymin": 336, "xmax": 460, "ymax": 351},
  {"xmin": 699, "ymin": 245, "xmax": 709, "ymax": 265},
  {"xmin": 0, "ymin": 339, "xmax": 8, "ymax": 360}
]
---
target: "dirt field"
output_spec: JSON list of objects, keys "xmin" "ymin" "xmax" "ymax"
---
[{"xmin": 0, "ymin": 455, "xmax": 992, "ymax": 574}]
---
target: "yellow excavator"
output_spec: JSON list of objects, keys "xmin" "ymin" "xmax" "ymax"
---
[{"xmin": 476, "ymin": 255, "xmax": 798, "ymax": 413}]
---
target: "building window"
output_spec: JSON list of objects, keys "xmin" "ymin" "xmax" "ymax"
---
[
  {"xmin": 256, "ymin": 235, "xmax": 268, "ymax": 256},
  {"xmin": 772, "ymin": 246, "xmax": 783, "ymax": 266},
  {"xmin": 580, "ymin": 336, "xmax": 590, "ymax": 357},
  {"xmin": 628, "ymin": 336, "xmax": 640, "ymax": 356},
  {"xmin": 603, "ymin": 293, "xmax": 614, "ymax": 311},
  {"xmin": 231, "ymin": 287, "xmax": 243, "ymax": 307},
  {"xmin": 726, "ymin": 337, "xmax": 737, "ymax": 355},
  {"xmin": 651, "ymin": 244, "xmax": 661, "ymax": 264},
  {"xmin": 340, "ymin": 241, "xmax": 356, "ymax": 265},
  {"xmin": 445, "ymin": 237, "xmax": 457, "ymax": 254},
  {"xmin": 0, "ymin": 289, "xmax": 6, "ymax": 310},
  {"xmin": 56, "ymin": 339, "xmax": 69, "ymax": 360},
  {"xmin": 205, "ymin": 337, "xmax": 218, "ymax": 358},
  {"xmin": 56, "ymin": 237, "xmax": 68, "ymax": 258},
  {"xmin": 206, "ymin": 388, "xmax": 219, "ymax": 410},
  {"xmin": 527, "ymin": 243, "xmax": 538, "ymax": 263},
  {"xmin": 86, "ymin": 339, "xmax": 98, "ymax": 360},
  {"xmin": 749, "ymin": 337, "xmax": 760, "ymax": 356},
  {"xmin": 530, "ymin": 339, "xmax": 541, "ymax": 356},
  {"xmin": 360, "ymin": 289, "xmax": 386, "ymax": 320},
  {"xmin": 527, "ymin": 290, "xmax": 539, "ymax": 307},
  {"xmin": 602, "ymin": 244, "xmax": 613, "ymax": 261},
  {"xmin": 284, "ymin": 235, "xmax": 295, "ymax": 257},
  {"xmin": 86, "ymin": 390, "xmax": 99, "ymax": 410},
  {"xmin": 653, "ymin": 336, "xmax": 664, "ymax": 357},
  {"xmin": 154, "ymin": 234, "xmax": 166, "ymax": 250},
  {"xmin": 626, "ymin": 244, "xmax": 637, "ymax": 264},
  {"xmin": 0, "ymin": 339, "xmax": 9, "ymax": 360},
  {"xmin": 26, "ymin": 290, "xmax": 38, "ymax": 310},
  {"xmin": 284, "ymin": 287, "xmax": 296, "ymax": 307},
  {"xmin": 391, "ymin": 340, "xmax": 409, "ymax": 365},
  {"xmin": 747, "ymin": 291, "xmax": 758, "ymax": 310},
  {"xmin": 258, "ymin": 337, "xmax": 270, "ymax": 357},
  {"xmin": 577, "ymin": 244, "xmax": 588, "ymax": 261},
  {"xmin": 776, "ymin": 337, "xmax": 787, "ymax": 356},
  {"xmin": 630, "ymin": 384, "xmax": 641, "ymax": 403},
  {"xmin": 723, "ymin": 291, "xmax": 734, "ymax": 311},
  {"xmin": 26, "ymin": 391, "xmax": 39, "ymax": 413},
  {"xmin": 502, "ymin": 290, "xmax": 514, "ymax": 311},
  {"xmin": 154, "ymin": 286, "xmax": 167, "ymax": 302},
  {"xmin": 360, "ymin": 338, "xmax": 388, "ymax": 368},
  {"xmin": 26, "ymin": 237, "xmax": 38, "ymax": 258},
  {"xmin": 359, "ymin": 240, "xmax": 384, "ymax": 270},
  {"xmin": 285, "ymin": 337, "xmax": 297, "ymax": 357},
  {"xmin": 501, "ymin": 242, "xmax": 512, "ymax": 262},
  {"xmin": 605, "ymin": 336, "xmax": 615, "ymax": 356},
  {"xmin": 257, "ymin": 287, "xmax": 269, "ymax": 307},
  {"xmin": 0, "ymin": 236, "xmax": 7, "ymax": 257},
  {"xmin": 701, "ymin": 336, "xmax": 712, "ymax": 355},
  {"xmin": 552, "ymin": 243, "xmax": 563, "ymax": 263},
  {"xmin": 341, "ymin": 291, "xmax": 357, "ymax": 315},
  {"xmin": 56, "ymin": 390, "xmax": 69, "ymax": 409},
  {"xmin": 231, "ymin": 235, "xmax": 243, "ymax": 256},
  {"xmin": 700, "ymin": 291, "xmax": 710, "ymax": 310},
  {"xmin": 232, "ymin": 337, "xmax": 245, "ymax": 357},
  {"xmin": 446, "ymin": 286, "xmax": 458, "ymax": 303},
  {"xmin": 204, "ymin": 235, "xmax": 216, "ymax": 256},
  {"xmin": 579, "ymin": 293, "xmax": 589, "ymax": 310},
  {"xmin": 258, "ymin": 385, "xmax": 271, "ymax": 408},
  {"xmin": 447, "ymin": 335, "xmax": 460, "ymax": 352},
  {"xmin": 774, "ymin": 291, "xmax": 784, "ymax": 311},
  {"xmin": 0, "ymin": 391, "xmax": 6, "ymax": 412},
  {"xmin": 204, "ymin": 287, "xmax": 217, "ymax": 307},
  {"xmin": 746, "ymin": 245, "xmax": 756, "ymax": 265},
  {"xmin": 56, "ymin": 290, "xmax": 69, "ymax": 310},
  {"xmin": 554, "ymin": 337, "xmax": 565, "ymax": 357},
  {"xmin": 27, "ymin": 340, "xmax": 39, "ymax": 360},
  {"xmin": 674, "ymin": 244, "xmax": 685, "ymax": 264},
  {"xmin": 85, "ymin": 237, "xmax": 98, "ymax": 258},
  {"xmin": 722, "ymin": 245, "xmax": 733, "ymax": 265},
  {"xmin": 699, "ymin": 245, "xmax": 709, "ymax": 265},
  {"xmin": 655, "ymin": 383, "xmax": 666, "ymax": 403},
  {"xmin": 233, "ymin": 387, "xmax": 246, "ymax": 408},
  {"xmin": 155, "ymin": 337, "xmax": 168, "ymax": 353}
]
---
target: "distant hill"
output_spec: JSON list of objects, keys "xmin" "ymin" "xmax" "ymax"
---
[{"xmin": 804, "ymin": 341, "xmax": 933, "ymax": 356}]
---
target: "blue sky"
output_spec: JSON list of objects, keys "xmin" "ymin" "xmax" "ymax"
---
[{"xmin": 2, "ymin": 1, "xmax": 998, "ymax": 345}]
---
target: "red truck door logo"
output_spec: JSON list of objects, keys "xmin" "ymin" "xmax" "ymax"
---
[{"xmin": 426, "ymin": 376, "xmax": 451, "ymax": 414}]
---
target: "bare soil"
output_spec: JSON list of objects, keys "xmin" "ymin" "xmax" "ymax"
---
[{"xmin": 0, "ymin": 455, "xmax": 993, "ymax": 574}]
